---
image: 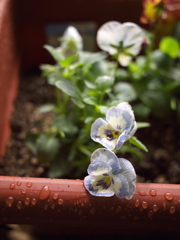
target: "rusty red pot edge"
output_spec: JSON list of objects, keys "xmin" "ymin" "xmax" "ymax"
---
[{"xmin": 0, "ymin": 176, "xmax": 180, "ymax": 234}]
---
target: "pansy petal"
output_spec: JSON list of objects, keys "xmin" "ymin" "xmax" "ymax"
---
[
  {"xmin": 121, "ymin": 22, "xmax": 143, "ymax": 55},
  {"xmin": 96, "ymin": 21, "xmax": 123, "ymax": 55},
  {"xmin": 91, "ymin": 148, "xmax": 121, "ymax": 174},
  {"xmin": 61, "ymin": 26, "xmax": 83, "ymax": 51},
  {"xmin": 117, "ymin": 102, "xmax": 135, "ymax": 119},
  {"xmin": 87, "ymin": 160, "xmax": 111, "ymax": 176},
  {"xmin": 112, "ymin": 174, "xmax": 129, "ymax": 198},
  {"xmin": 127, "ymin": 121, "xmax": 137, "ymax": 140},
  {"xmin": 90, "ymin": 118, "xmax": 117, "ymax": 150},
  {"xmin": 84, "ymin": 175, "xmax": 114, "ymax": 197},
  {"xmin": 118, "ymin": 158, "xmax": 136, "ymax": 199},
  {"xmin": 106, "ymin": 106, "xmax": 133, "ymax": 130},
  {"xmin": 118, "ymin": 53, "xmax": 132, "ymax": 67}
]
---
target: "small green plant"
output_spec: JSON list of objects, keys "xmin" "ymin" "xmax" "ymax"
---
[{"xmin": 27, "ymin": 0, "xmax": 180, "ymax": 178}]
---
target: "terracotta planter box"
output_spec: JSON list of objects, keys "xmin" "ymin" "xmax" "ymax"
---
[{"xmin": 1, "ymin": 0, "xmax": 180, "ymax": 237}]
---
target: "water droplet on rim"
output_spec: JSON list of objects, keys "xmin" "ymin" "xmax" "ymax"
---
[
  {"xmin": 9, "ymin": 183, "xmax": 15, "ymax": 190},
  {"xmin": 31, "ymin": 198, "xmax": 37, "ymax": 206},
  {"xmin": 90, "ymin": 207, "xmax": 96, "ymax": 215},
  {"xmin": 39, "ymin": 185, "xmax": 51, "ymax": 201},
  {"xmin": 142, "ymin": 201, "xmax": 148, "ymax": 209},
  {"xmin": 51, "ymin": 204, "xmax": 55, "ymax": 209},
  {"xmin": 52, "ymin": 193, "xmax": 59, "ymax": 200},
  {"xmin": 21, "ymin": 189, "xmax": 27, "ymax": 195},
  {"xmin": 135, "ymin": 199, "xmax": 140, "ymax": 207},
  {"xmin": 58, "ymin": 199, "xmax": 64, "ymax": 206},
  {"xmin": 44, "ymin": 205, "xmax": 48, "ymax": 210},
  {"xmin": 149, "ymin": 189, "xmax": 157, "ymax": 197},
  {"xmin": 26, "ymin": 182, "xmax": 33, "ymax": 188},
  {"xmin": 5, "ymin": 197, "xmax": 14, "ymax": 207},
  {"xmin": 138, "ymin": 191, "xmax": 147, "ymax": 196},
  {"xmin": 152, "ymin": 204, "xmax": 159, "ymax": 212},
  {"xmin": 17, "ymin": 201, "xmax": 23, "ymax": 210},
  {"xmin": 170, "ymin": 206, "xmax": 176, "ymax": 214},
  {"xmin": 17, "ymin": 181, "xmax": 21, "ymax": 186},
  {"xmin": 24, "ymin": 198, "xmax": 30, "ymax": 206},
  {"xmin": 115, "ymin": 206, "xmax": 122, "ymax": 213},
  {"xmin": 164, "ymin": 192, "xmax": 174, "ymax": 201}
]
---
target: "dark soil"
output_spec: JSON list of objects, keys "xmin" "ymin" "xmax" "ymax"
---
[{"xmin": 0, "ymin": 73, "xmax": 180, "ymax": 184}]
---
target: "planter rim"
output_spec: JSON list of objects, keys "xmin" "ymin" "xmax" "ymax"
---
[{"xmin": 0, "ymin": 176, "xmax": 180, "ymax": 235}]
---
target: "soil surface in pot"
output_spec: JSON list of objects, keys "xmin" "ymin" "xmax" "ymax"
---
[{"xmin": 0, "ymin": 73, "xmax": 180, "ymax": 184}]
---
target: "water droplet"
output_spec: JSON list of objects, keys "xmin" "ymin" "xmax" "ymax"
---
[
  {"xmin": 149, "ymin": 189, "xmax": 157, "ymax": 197},
  {"xmin": 52, "ymin": 193, "xmax": 59, "ymax": 200},
  {"xmin": 58, "ymin": 199, "xmax": 64, "ymax": 205},
  {"xmin": 81, "ymin": 202, "xmax": 85, "ymax": 207},
  {"xmin": 17, "ymin": 181, "xmax": 21, "ymax": 186},
  {"xmin": 31, "ymin": 198, "xmax": 37, "ymax": 206},
  {"xmin": 51, "ymin": 204, "xmax": 55, "ymax": 209},
  {"xmin": 21, "ymin": 189, "xmax": 27, "ymax": 195},
  {"xmin": 115, "ymin": 206, "xmax": 122, "ymax": 213},
  {"xmin": 5, "ymin": 197, "xmax": 14, "ymax": 207},
  {"xmin": 148, "ymin": 210, "xmax": 154, "ymax": 219},
  {"xmin": 44, "ymin": 205, "xmax": 48, "ymax": 210},
  {"xmin": 26, "ymin": 182, "xmax": 32, "ymax": 188},
  {"xmin": 142, "ymin": 201, "xmax": 148, "ymax": 209},
  {"xmin": 17, "ymin": 201, "xmax": 23, "ymax": 210},
  {"xmin": 170, "ymin": 206, "xmax": 176, "ymax": 214},
  {"xmin": 153, "ymin": 204, "xmax": 159, "ymax": 212},
  {"xmin": 24, "ymin": 198, "xmax": 30, "ymax": 206},
  {"xmin": 162, "ymin": 201, "xmax": 166, "ymax": 206},
  {"xmin": 39, "ymin": 185, "xmax": 51, "ymax": 201},
  {"xmin": 78, "ymin": 210, "xmax": 83, "ymax": 216},
  {"xmin": 164, "ymin": 192, "xmax": 174, "ymax": 201},
  {"xmin": 9, "ymin": 183, "xmax": 15, "ymax": 190},
  {"xmin": 90, "ymin": 207, "xmax": 96, "ymax": 215},
  {"xmin": 138, "ymin": 191, "xmax": 147, "ymax": 196},
  {"xmin": 135, "ymin": 199, "xmax": 140, "ymax": 207}
]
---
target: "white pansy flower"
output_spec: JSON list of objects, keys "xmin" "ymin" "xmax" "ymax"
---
[
  {"xmin": 91, "ymin": 102, "xmax": 137, "ymax": 151},
  {"xmin": 97, "ymin": 21, "xmax": 143, "ymax": 66},
  {"xmin": 57, "ymin": 26, "xmax": 83, "ymax": 58},
  {"xmin": 84, "ymin": 148, "xmax": 136, "ymax": 199}
]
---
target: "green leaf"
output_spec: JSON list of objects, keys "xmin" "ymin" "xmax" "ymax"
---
[
  {"xmin": 129, "ymin": 136, "xmax": 148, "ymax": 152},
  {"xmin": 96, "ymin": 75, "xmax": 114, "ymax": 92},
  {"xmin": 114, "ymin": 82, "xmax": 137, "ymax": 102},
  {"xmin": 83, "ymin": 96, "xmax": 97, "ymax": 106},
  {"xmin": 39, "ymin": 104, "xmax": 56, "ymax": 113},
  {"xmin": 84, "ymin": 80, "xmax": 96, "ymax": 89},
  {"xmin": 79, "ymin": 51, "xmax": 107, "ymax": 67},
  {"xmin": 26, "ymin": 132, "xmax": 39, "ymax": 154},
  {"xmin": 137, "ymin": 122, "xmax": 150, "ymax": 129},
  {"xmin": 55, "ymin": 79, "xmax": 81, "ymax": 99},
  {"xmin": 71, "ymin": 97, "xmax": 85, "ymax": 108},
  {"xmin": 48, "ymin": 158, "xmax": 72, "ymax": 178},
  {"xmin": 36, "ymin": 134, "xmax": 61, "ymax": 162},
  {"xmin": 44, "ymin": 45, "xmax": 64, "ymax": 62},
  {"xmin": 60, "ymin": 55, "xmax": 78, "ymax": 68},
  {"xmin": 40, "ymin": 64, "xmax": 57, "ymax": 76},
  {"xmin": 53, "ymin": 115, "xmax": 78, "ymax": 135},
  {"xmin": 159, "ymin": 37, "xmax": 180, "ymax": 59}
]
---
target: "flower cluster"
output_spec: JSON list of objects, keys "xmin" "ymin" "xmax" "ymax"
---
[{"xmin": 84, "ymin": 102, "xmax": 137, "ymax": 199}]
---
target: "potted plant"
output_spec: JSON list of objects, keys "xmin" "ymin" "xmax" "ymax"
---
[{"xmin": 1, "ymin": 0, "xmax": 180, "ymax": 238}]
